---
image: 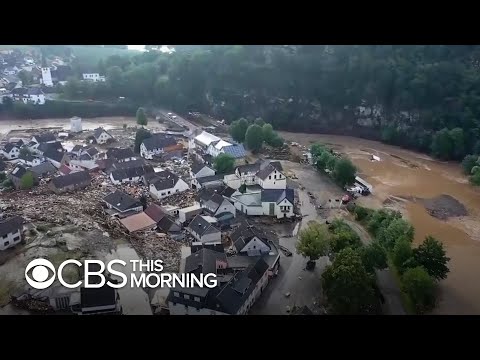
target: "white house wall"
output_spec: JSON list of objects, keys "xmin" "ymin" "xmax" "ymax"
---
[
  {"xmin": 223, "ymin": 174, "xmax": 241, "ymax": 189},
  {"xmin": 0, "ymin": 228, "xmax": 22, "ymax": 251},
  {"xmin": 237, "ymin": 271, "xmax": 269, "ymax": 315},
  {"xmin": 110, "ymin": 173, "xmax": 142, "ymax": 185},
  {"xmin": 96, "ymin": 132, "xmax": 112, "ymax": 144},
  {"xmin": 149, "ymin": 179, "xmax": 189, "ymax": 199},
  {"xmin": 239, "ymin": 236, "xmax": 271, "ymax": 255},
  {"xmin": 258, "ymin": 170, "xmax": 287, "ymax": 190},
  {"xmin": 195, "ymin": 167, "xmax": 216, "ymax": 179},
  {"xmin": 214, "ymin": 199, "xmax": 236, "ymax": 217},
  {"xmin": 233, "ymin": 201, "xmax": 263, "ymax": 216}
]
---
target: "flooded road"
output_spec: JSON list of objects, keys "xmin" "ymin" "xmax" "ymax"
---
[{"xmin": 280, "ymin": 132, "xmax": 480, "ymax": 314}]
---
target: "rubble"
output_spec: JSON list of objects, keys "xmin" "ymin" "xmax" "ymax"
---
[{"xmin": 157, "ymin": 190, "xmax": 197, "ymax": 208}]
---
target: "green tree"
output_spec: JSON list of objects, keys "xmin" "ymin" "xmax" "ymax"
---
[
  {"xmin": 296, "ymin": 222, "xmax": 331, "ymax": 262},
  {"xmin": 214, "ymin": 153, "xmax": 235, "ymax": 174},
  {"xmin": 0, "ymin": 172, "xmax": 6, "ymax": 182},
  {"xmin": 378, "ymin": 218, "xmax": 415, "ymax": 250},
  {"xmin": 322, "ymin": 248, "xmax": 376, "ymax": 314},
  {"xmin": 354, "ymin": 206, "xmax": 372, "ymax": 221},
  {"xmin": 269, "ymin": 135, "xmax": 284, "ymax": 148},
  {"xmin": 19, "ymin": 147, "xmax": 31, "ymax": 157},
  {"xmin": 392, "ymin": 238, "xmax": 413, "ymax": 272},
  {"xmin": 230, "ymin": 118, "xmax": 249, "ymax": 143},
  {"xmin": 316, "ymin": 151, "xmax": 332, "ymax": 171},
  {"xmin": 134, "ymin": 128, "xmax": 152, "ymax": 153},
  {"xmin": 2, "ymin": 178, "xmax": 13, "ymax": 190},
  {"xmin": 449, "ymin": 128, "xmax": 465, "ymax": 160},
  {"xmin": 413, "ymin": 236, "xmax": 450, "ymax": 281},
  {"xmin": 431, "ymin": 128, "xmax": 453, "ymax": 160},
  {"xmin": 471, "ymin": 167, "xmax": 480, "ymax": 185},
  {"xmin": 310, "ymin": 143, "xmax": 327, "ymax": 157},
  {"xmin": 18, "ymin": 70, "xmax": 33, "ymax": 86},
  {"xmin": 401, "ymin": 266, "xmax": 436, "ymax": 313},
  {"xmin": 262, "ymin": 123, "xmax": 275, "ymax": 144},
  {"xmin": 462, "ymin": 154, "xmax": 479, "ymax": 175},
  {"xmin": 326, "ymin": 156, "xmax": 338, "ymax": 172},
  {"xmin": 329, "ymin": 219, "xmax": 362, "ymax": 254},
  {"xmin": 359, "ymin": 241, "xmax": 387, "ymax": 273},
  {"xmin": 136, "ymin": 107, "xmax": 148, "ymax": 126},
  {"xmin": 2, "ymin": 96, "xmax": 13, "ymax": 110},
  {"xmin": 333, "ymin": 158, "xmax": 357, "ymax": 186},
  {"xmin": 254, "ymin": 117, "xmax": 265, "ymax": 127},
  {"xmin": 20, "ymin": 172, "xmax": 35, "ymax": 190},
  {"xmin": 245, "ymin": 124, "xmax": 264, "ymax": 153}
]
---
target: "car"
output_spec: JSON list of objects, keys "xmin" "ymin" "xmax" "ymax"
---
[
  {"xmin": 167, "ymin": 112, "xmax": 173, "ymax": 116},
  {"xmin": 172, "ymin": 115, "xmax": 177, "ymax": 119}
]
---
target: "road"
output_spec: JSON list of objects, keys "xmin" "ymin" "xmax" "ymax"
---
[
  {"xmin": 343, "ymin": 219, "xmax": 407, "ymax": 315},
  {"xmin": 157, "ymin": 109, "xmax": 199, "ymax": 132}
]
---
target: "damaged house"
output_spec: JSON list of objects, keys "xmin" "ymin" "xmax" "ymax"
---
[
  {"xmin": 106, "ymin": 147, "xmax": 136, "ymax": 162},
  {"xmin": 93, "ymin": 127, "xmax": 113, "ymax": 144},
  {"xmin": 144, "ymin": 204, "xmax": 183, "ymax": 239},
  {"xmin": 44, "ymin": 148, "xmax": 67, "ymax": 168},
  {"xmin": 30, "ymin": 162, "xmax": 57, "ymax": 179},
  {"xmin": 1, "ymin": 142, "xmax": 21, "ymax": 159},
  {"xmin": 103, "ymin": 190, "xmax": 143, "ymax": 217},
  {"xmin": 198, "ymin": 188, "xmax": 236, "ymax": 219},
  {"xmin": 0, "ymin": 216, "xmax": 24, "ymax": 251},
  {"xmin": 109, "ymin": 163, "xmax": 154, "ymax": 185},
  {"xmin": 17, "ymin": 152, "xmax": 42, "ymax": 167},
  {"xmin": 9, "ymin": 165, "xmax": 37, "ymax": 189},
  {"xmin": 139, "ymin": 134, "xmax": 178, "ymax": 160},
  {"xmin": 32, "ymin": 133, "xmax": 56, "ymax": 144},
  {"xmin": 231, "ymin": 188, "xmax": 295, "ymax": 218},
  {"xmin": 148, "ymin": 170, "xmax": 189, "ymax": 200},
  {"xmin": 49, "ymin": 171, "xmax": 91, "ymax": 194}
]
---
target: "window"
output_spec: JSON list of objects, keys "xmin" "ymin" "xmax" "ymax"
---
[
  {"xmin": 185, "ymin": 294, "xmax": 190, "ymax": 300},
  {"xmin": 13, "ymin": 236, "xmax": 20, "ymax": 242},
  {"xmin": 161, "ymin": 192, "xmax": 166, "ymax": 196},
  {"xmin": 176, "ymin": 189, "xmax": 179, "ymax": 192},
  {"xmin": 4, "ymin": 241, "xmax": 9, "ymax": 246},
  {"xmin": 269, "ymin": 175, "xmax": 271, "ymax": 180},
  {"xmin": 174, "ymin": 292, "xmax": 179, "ymax": 297},
  {"xmin": 2, "ymin": 234, "xmax": 7, "ymax": 239},
  {"xmin": 194, "ymin": 296, "xmax": 200, "ymax": 302},
  {"xmin": 274, "ymin": 175, "xmax": 277, "ymax": 179},
  {"xmin": 168, "ymin": 191, "xmax": 171, "ymax": 195},
  {"xmin": 253, "ymin": 245, "xmax": 256, "ymax": 249}
]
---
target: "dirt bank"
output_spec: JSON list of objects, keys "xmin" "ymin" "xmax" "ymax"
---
[{"xmin": 420, "ymin": 195, "xmax": 468, "ymax": 220}]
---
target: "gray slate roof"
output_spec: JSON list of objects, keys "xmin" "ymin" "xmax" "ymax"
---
[
  {"xmin": 142, "ymin": 134, "xmax": 177, "ymax": 151},
  {"xmin": 51, "ymin": 171, "xmax": 90, "ymax": 189},
  {"xmin": 197, "ymin": 174, "xmax": 223, "ymax": 185},
  {"xmin": 44, "ymin": 149, "xmax": 65, "ymax": 163},
  {"xmin": 33, "ymin": 133, "xmax": 56, "ymax": 143},
  {"xmin": 231, "ymin": 219, "xmax": 271, "ymax": 253},
  {"xmin": 188, "ymin": 214, "xmax": 220, "ymax": 237},
  {"xmin": 93, "ymin": 127, "xmax": 111, "ymax": 139},
  {"xmin": 106, "ymin": 147, "xmax": 135, "ymax": 160},
  {"xmin": 0, "ymin": 216, "xmax": 24, "ymax": 238},
  {"xmin": 110, "ymin": 164, "xmax": 154, "ymax": 181},
  {"xmin": 10, "ymin": 165, "xmax": 27, "ymax": 179},
  {"xmin": 185, "ymin": 248, "xmax": 227, "ymax": 276},
  {"xmin": 103, "ymin": 190, "xmax": 141, "ymax": 212},
  {"xmin": 30, "ymin": 162, "xmax": 56, "ymax": 177},
  {"xmin": 261, "ymin": 188, "xmax": 294, "ymax": 204},
  {"xmin": 150, "ymin": 170, "xmax": 180, "ymax": 191},
  {"xmin": 38, "ymin": 141, "xmax": 63, "ymax": 153}
]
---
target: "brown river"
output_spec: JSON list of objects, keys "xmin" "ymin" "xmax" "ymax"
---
[{"xmin": 280, "ymin": 132, "xmax": 480, "ymax": 315}]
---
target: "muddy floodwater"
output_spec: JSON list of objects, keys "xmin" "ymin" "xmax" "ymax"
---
[{"xmin": 280, "ymin": 132, "xmax": 480, "ymax": 315}]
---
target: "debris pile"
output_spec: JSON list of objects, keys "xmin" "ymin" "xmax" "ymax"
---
[
  {"xmin": 262, "ymin": 145, "xmax": 291, "ymax": 160},
  {"xmin": 157, "ymin": 190, "xmax": 197, "ymax": 208}
]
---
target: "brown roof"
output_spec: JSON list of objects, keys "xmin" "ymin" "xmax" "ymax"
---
[
  {"xmin": 144, "ymin": 204, "xmax": 167, "ymax": 223},
  {"xmin": 119, "ymin": 212, "xmax": 156, "ymax": 232}
]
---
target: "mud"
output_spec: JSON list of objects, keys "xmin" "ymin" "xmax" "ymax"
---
[{"xmin": 420, "ymin": 195, "xmax": 468, "ymax": 220}]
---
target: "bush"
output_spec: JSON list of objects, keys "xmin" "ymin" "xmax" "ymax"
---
[
  {"xmin": 355, "ymin": 206, "xmax": 371, "ymax": 221},
  {"xmin": 402, "ymin": 266, "xmax": 436, "ymax": 313},
  {"xmin": 36, "ymin": 224, "xmax": 48, "ymax": 232}
]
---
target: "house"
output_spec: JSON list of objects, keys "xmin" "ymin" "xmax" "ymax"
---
[
  {"xmin": 110, "ymin": 164, "xmax": 154, "ymax": 185},
  {"xmin": 187, "ymin": 214, "xmax": 221, "ymax": 243},
  {"xmin": 168, "ymin": 254, "xmax": 269, "ymax": 315},
  {"xmin": 195, "ymin": 174, "xmax": 224, "ymax": 189},
  {"xmin": 1, "ymin": 142, "xmax": 20, "ymax": 159},
  {"xmin": 41, "ymin": 67, "xmax": 53, "ymax": 87},
  {"xmin": 148, "ymin": 170, "xmax": 189, "ymax": 199},
  {"xmin": 190, "ymin": 160, "xmax": 216, "ymax": 189},
  {"xmin": 107, "ymin": 158, "xmax": 146, "ymax": 174},
  {"xmin": 58, "ymin": 164, "xmax": 74, "ymax": 176},
  {"xmin": 260, "ymin": 189, "xmax": 295, "ymax": 218},
  {"xmin": 105, "ymin": 148, "xmax": 136, "ymax": 162},
  {"xmin": 17, "ymin": 152, "xmax": 42, "ymax": 167},
  {"xmin": 207, "ymin": 140, "xmax": 247, "ymax": 164},
  {"xmin": 32, "ymin": 132, "xmax": 56, "ymax": 145},
  {"xmin": 30, "ymin": 162, "xmax": 56, "ymax": 178},
  {"xmin": 119, "ymin": 212, "xmax": 157, "ymax": 233},
  {"xmin": 44, "ymin": 149, "xmax": 67, "ymax": 168},
  {"xmin": 8, "ymin": 165, "xmax": 34, "ymax": 189},
  {"xmin": 93, "ymin": 127, "xmax": 113, "ymax": 145},
  {"xmin": 11, "ymin": 87, "xmax": 45, "ymax": 104},
  {"xmin": 51, "ymin": 65, "xmax": 72, "ymax": 84},
  {"xmin": 49, "ymin": 171, "xmax": 91, "ymax": 194},
  {"xmin": 178, "ymin": 204, "xmax": 203, "ymax": 224},
  {"xmin": 37, "ymin": 141, "xmax": 64, "ymax": 155},
  {"xmin": 140, "ymin": 134, "xmax": 178, "ymax": 159},
  {"xmin": 82, "ymin": 73, "xmax": 106, "ymax": 82},
  {"xmin": 198, "ymin": 190, "xmax": 236, "ymax": 218},
  {"xmin": 71, "ymin": 145, "xmax": 85, "ymax": 157},
  {"xmin": 256, "ymin": 162, "xmax": 287, "ymax": 190},
  {"xmin": 103, "ymin": 190, "xmax": 143, "ymax": 217},
  {"xmin": 0, "ymin": 216, "xmax": 24, "ymax": 251},
  {"xmin": 144, "ymin": 204, "xmax": 168, "ymax": 223},
  {"xmin": 230, "ymin": 220, "xmax": 272, "ymax": 256},
  {"xmin": 189, "ymin": 131, "xmax": 221, "ymax": 151},
  {"xmin": 83, "ymin": 147, "xmax": 100, "ymax": 161}
]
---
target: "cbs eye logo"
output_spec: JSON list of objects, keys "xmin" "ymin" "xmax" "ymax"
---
[{"xmin": 25, "ymin": 259, "xmax": 56, "ymax": 289}]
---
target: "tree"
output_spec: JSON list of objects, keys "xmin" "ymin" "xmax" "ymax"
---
[
  {"xmin": 254, "ymin": 117, "xmax": 265, "ymax": 127},
  {"xmin": 214, "ymin": 153, "xmax": 235, "ymax": 174},
  {"xmin": 471, "ymin": 167, "xmax": 480, "ymax": 185},
  {"xmin": 262, "ymin": 123, "xmax": 275, "ymax": 144},
  {"xmin": 123, "ymin": 124, "xmax": 127, "ymax": 131},
  {"xmin": 269, "ymin": 135, "xmax": 284, "ymax": 148},
  {"xmin": 19, "ymin": 147, "xmax": 31, "ymax": 157},
  {"xmin": 134, "ymin": 128, "xmax": 152, "ymax": 153},
  {"xmin": 328, "ymin": 219, "xmax": 362, "ymax": 254},
  {"xmin": 316, "ymin": 151, "xmax": 333, "ymax": 171},
  {"xmin": 449, "ymin": 128, "xmax": 466, "ymax": 160},
  {"xmin": 0, "ymin": 172, "xmax": 5, "ymax": 182},
  {"xmin": 462, "ymin": 154, "xmax": 479, "ymax": 175},
  {"xmin": 245, "ymin": 124, "xmax": 264, "ymax": 153},
  {"xmin": 322, "ymin": 248, "xmax": 376, "ymax": 314},
  {"xmin": 401, "ymin": 266, "xmax": 436, "ymax": 313},
  {"xmin": 431, "ymin": 128, "xmax": 453, "ymax": 160},
  {"xmin": 20, "ymin": 172, "xmax": 35, "ymax": 190},
  {"xmin": 311, "ymin": 143, "xmax": 327, "ymax": 157},
  {"xmin": 136, "ymin": 107, "xmax": 148, "ymax": 126},
  {"xmin": 354, "ymin": 206, "xmax": 372, "ymax": 221},
  {"xmin": 296, "ymin": 222, "xmax": 331, "ymax": 263},
  {"xmin": 2, "ymin": 96, "xmax": 13, "ymax": 110},
  {"xmin": 359, "ymin": 241, "xmax": 387, "ymax": 273},
  {"xmin": 333, "ymin": 158, "xmax": 357, "ymax": 186},
  {"xmin": 1, "ymin": 178, "xmax": 13, "ymax": 190},
  {"xmin": 392, "ymin": 238, "xmax": 413, "ymax": 272},
  {"xmin": 230, "ymin": 118, "xmax": 249, "ymax": 143},
  {"xmin": 18, "ymin": 70, "xmax": 33, "ymax": 86},
  {"xmin": 413, "ymin": 236, "xmax": 450, "ymax": 281},
  {"xmin": 378, "ymin": 218, "xmax": 415, "ymax": 250}
]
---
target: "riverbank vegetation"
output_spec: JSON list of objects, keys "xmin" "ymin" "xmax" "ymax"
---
[
  {"xmin": 347, "ymin": 204, "xmax": 450, "ymax": 314},
  {"xmin": 310, "ymin": 143, "xmax": 357, "ymax": 187},
  {"xmin": 229, "ymin": 118, "xmax": 284, "ymax": 152}
]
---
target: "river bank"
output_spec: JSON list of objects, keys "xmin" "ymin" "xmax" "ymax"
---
[{"xmin": 279, "ymin": 131, "xmax": 480, "ymax": 315}]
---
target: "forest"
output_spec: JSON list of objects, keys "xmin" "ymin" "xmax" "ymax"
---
[{"xmin": 31, "ymin": 46, "xmax": 480, "ymax": 161}]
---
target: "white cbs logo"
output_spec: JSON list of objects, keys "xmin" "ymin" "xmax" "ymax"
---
[{"xmin": 25, "ymin": 258, "xmax": 56, "ymax": 289}]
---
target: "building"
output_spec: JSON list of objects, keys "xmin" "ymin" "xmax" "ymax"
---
[
  {"xmin": 0, "ymin": 216, "xmax": 24, "ymax": 251},
  {"xmin": 144, "ymin": 204, "xmax": 168, "ymax": 223},
  {"xmin": 93, "ymin": 127, "xmax": 113, "ymax": 144},
  {"xmin": 231, "ymin": 188, "xmax": 295, "ymax": 218},
  {"xmin": 198, "ymin": 189, "xmax": 236, "ymax": 218},
  {"xmin": 230, "ymin": 220, "xmax": 272, "ymax": 256},
  {"xmin": 32, "ymin": 133, "xmax": 57, "ymax": 144},
  {"xmin": 103, "ymin": 190, "xmax": 143, "ymax": 217},
  {"xmin": 140, "ymin": 134, "xmax": 178, "ymax": 159},
  {"xmin": 148, "ymin": 170, "xmax": 189, "ymax": 200},
  {"xmin": 105, "ymin": 148, "xmax": 136, "ymax": 162},
  {"xmin": 83, "ymin": 147, "xmax": 100, "ymax": 161},
  {"xmin": 119, "ymin": 212, "xmax": 157, "ymax": 233},
  {"xmin": 109, "ymin": 164, "xmax": 154, "ymax": 185},
  {"xmin": 178, "ymin": 204, "xmax": 203, "ymax": 224},
  {"xmin": 70, "ymin": 286, "xmax": 121, "ymax": 315},
  {"xmin": 49, "ymin": 171, "xmax": 91, "ymax": 194},
  {"xmin": 44, "ymin": 149, "xmax": 66, "ymax": 168},
  {"xmin": 11, "ymin": 87, "xmax": 45, "ymax": 105},
  {"xmin": 189, "ymin": 131, "xmax": 221, "ymax": 151},
  {"xmin": 256, "ymin": 162, "xmax": 287, "ymax": 190},
  {"xmin": 17, "ymin": 153, "xmax": 42, "ymax": 167},
  {"xmin": 30, "ymin": 162, "xmax": 57, "ymax": 178},
  {"xmin": 187, "ymin": 215, "xmax": 221, "ymax": 243},
  {"xmin": 82, "ymin": 73, "xmax": 106, "ymax": 82},
  {"xmin": 70, "ymin": 116, "xmax": 82, "ymax": 133},
  {"xmin": 41, "ymin": 67, "xmax": 53, "ymax": 87},
  {"xmin": 207, "ymin": 140, "xmax": 247, "ymax": 164},
  {"xmin": 71, "ymin": 145, "xmax": 85, "ymax": 157},
  {"xmin": 190, "ymin": 160, "xmax": 216, "ymax": 189},
  {"xmin": 9, "ymin": 165, "xmax": 35, "ymax": 189},
  {"xmin": 1, "ymin": 142, "xmax": 20, "ymax": 159}
]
